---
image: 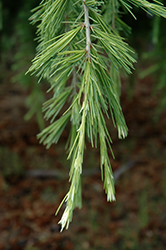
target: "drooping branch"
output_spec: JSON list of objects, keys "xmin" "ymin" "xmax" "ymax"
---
[{"xmin": 28, "ymin": 0, "xmax": 166, "ymax": 232}]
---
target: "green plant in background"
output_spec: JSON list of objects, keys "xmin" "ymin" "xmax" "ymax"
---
[
  {"xmin": 0, "ymin": 147, "xmax": 24, "ymax": 177},
  {"xmin": 28, "ymin": 0, "xmax": 166, "ymax": 231},
  {"xmin": 0, "ymin": 0, "xmax": 45, "ymax": 130},
  {"xmin": 0, "ymin": 0, "xmax": 2, "ymax": 30},
  {"xmin": 11, "ymin": 1, "xmax": 45, "ymax": 130},
  {"xmin": 140, "ymin": 9, "xmax": 166, "ymax": 118}
]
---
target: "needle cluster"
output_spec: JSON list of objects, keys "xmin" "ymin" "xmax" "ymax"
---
[{"xmin": 28, "ymin": 0, "xmax": 166, "ymax": 231}]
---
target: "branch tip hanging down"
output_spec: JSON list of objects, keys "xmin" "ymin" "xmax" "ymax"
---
[{"xmin": 28, "ymin": 0, "xmax": 166, "ymax": 232}]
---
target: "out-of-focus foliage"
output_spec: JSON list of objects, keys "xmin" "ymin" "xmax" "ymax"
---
[
  {"xmin": 0, "ymin": 0, "xmax": 2, "ymax": 30},
  {"xmin": 0, "ymin": 0, "xmax": 45, "ymax": 130},
  {"xmin": 140, "ymin": 12, "xmax": 166, "ymax": 118}
]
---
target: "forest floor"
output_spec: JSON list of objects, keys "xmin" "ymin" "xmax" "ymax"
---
[{"xmin": 0, "ymin": 70, "xmax": 166, "ymax": 250}]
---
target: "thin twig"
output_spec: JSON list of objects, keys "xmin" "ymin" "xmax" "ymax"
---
[
  {"xmin": 26, "ymin": 160, "xmax": 139, "ymax": 182},
  {"xmin": 83, "ymin": 0, "xmax": 91, "ymax": 60}
]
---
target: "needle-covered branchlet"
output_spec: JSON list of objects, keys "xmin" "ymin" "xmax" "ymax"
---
[{"xmin": 28, "ymin": 0, "xmax": 166, "ymax": 231}]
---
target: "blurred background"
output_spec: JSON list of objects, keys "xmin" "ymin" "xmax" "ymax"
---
[{"xmin": 0, "ymin": 0, "xmax": 166, "ymax": 249}]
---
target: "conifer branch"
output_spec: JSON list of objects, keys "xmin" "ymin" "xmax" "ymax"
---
[{"xmin": 28, "ymin": 0, "xmax": 166, "ymax": 232}]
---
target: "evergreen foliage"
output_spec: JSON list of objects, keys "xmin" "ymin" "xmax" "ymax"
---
[{"xmin": 28, "ymin": 0, "xmax": 166, "ymax": 231}]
